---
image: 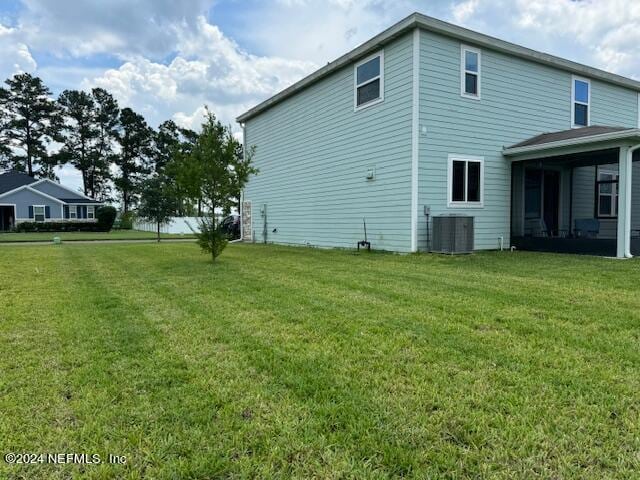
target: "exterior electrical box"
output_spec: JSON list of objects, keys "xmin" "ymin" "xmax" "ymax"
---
[{"xmin": 431, "ymin": 215, "xmax": 474, "ymax": 254}]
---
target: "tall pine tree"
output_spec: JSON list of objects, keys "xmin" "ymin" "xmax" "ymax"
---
[
  {"xmin": 113, "ymin": 107, "xmax": 153, "ymax": 212},
  {"xmin": 0, "ymin": 73, "xmax": 62, "ymax": 177},
  {"xmin": 90, "ymin": 88, "xmax": 119, "ymax": 200},
  {"xmin": 58, "ymin": 90, "xmax": 98, "ymax": 194}
]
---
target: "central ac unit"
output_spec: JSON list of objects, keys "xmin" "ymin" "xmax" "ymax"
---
[{"xmin": 431, "ymin": 215, "xmax": 474, "ymax": 254}]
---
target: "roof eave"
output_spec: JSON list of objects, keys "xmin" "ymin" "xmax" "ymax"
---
[
  {"xmin": 236, "ymin": 12, "xmax": 640, "ymax": 124},
  {"xmin": 236, "ymin": 13, "xmax": 420, "ymax": 123}
]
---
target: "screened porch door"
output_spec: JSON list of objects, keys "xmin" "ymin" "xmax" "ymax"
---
[{"xmin": 524, "ymin": 168, "xmax": 560, "ymax": 236}]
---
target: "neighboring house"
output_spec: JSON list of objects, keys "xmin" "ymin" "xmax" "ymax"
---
[
  {"xmin": 0, "ymin": 171, "xmax": 103, "ymax": 231},
  {"xmin": 238, "ymin": 13, "xmax": 640, "ymax": 258}
]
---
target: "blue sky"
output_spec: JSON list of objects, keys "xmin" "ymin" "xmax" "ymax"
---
[{"xmin": 1, "ymin": 0, "xmax": 639, "ymax": 190}]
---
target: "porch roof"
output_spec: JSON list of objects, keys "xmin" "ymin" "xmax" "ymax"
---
[{"xmin": 503, "ymin": 126, "xmax": 640, "ymax": 160}]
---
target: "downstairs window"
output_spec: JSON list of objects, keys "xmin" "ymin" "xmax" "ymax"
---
[
  {"xmin": 448, "ymin": 155, "xmax": 484, "ymax": 207},
  {"xmin": 596, "ymin": 168, "xmax": 618, "ymax": 218}
]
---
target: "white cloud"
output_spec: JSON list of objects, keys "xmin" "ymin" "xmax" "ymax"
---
[
  {"xmin": 0, "ymin": 24, "xmax": 37, "ymax": 80},
  {"xmin": 509, "ymin": 0, "xmax": 640, "ymax": 76},
  {"xmin": 452, "ymin": 0, "xmax": 479, "ymax": 23},
  {"xmin": 18, "ymin": 0, "xmax": 214, "ymax": 59},
  {"xmin": 84, "ymin": 16, "xmax": 316, "ymax": 129}
]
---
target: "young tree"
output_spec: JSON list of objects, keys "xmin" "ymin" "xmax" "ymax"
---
[
  {"xmin": 90, "ymin": 88, "xmax": 120, "ymax": 200},
  {"xmin": 113, "ymin": 107, "xmax": 153, "ymax": 212},
  {"xmin": 0, "ymin": 73, "xmax": 63, "ymax": 177},
  {"xmin": 58, "ymin": 90, "xmax": 98, "ymax": 195},
  {"xmin": 137, "ymin": 174, "xmax": 180, "ymax": 242},
  {"xmin": 178, "ymin": 108, "xmax": 256, "ymax": 262}
]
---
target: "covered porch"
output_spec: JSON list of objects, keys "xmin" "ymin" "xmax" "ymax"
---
[{"xmin": 504, "ymin": 126, "xmax": 640, "ymax": 258}]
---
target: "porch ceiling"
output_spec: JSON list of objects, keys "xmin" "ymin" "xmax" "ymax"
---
[{"xmin": 503, "ymin": 126, "xmax": 640, "ymax": 161}]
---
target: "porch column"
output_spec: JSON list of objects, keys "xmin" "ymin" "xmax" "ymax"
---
[{"xmin": 617, "ymin": 145, "xmax": 633, "ymax": 258}]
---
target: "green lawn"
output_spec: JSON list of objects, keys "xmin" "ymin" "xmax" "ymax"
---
[
  {"xmin": 0, "ymin": 230, "xmax": 195, "ymax": 242},
  {"xmin": 1, "ymin": 243, "xmax": 639, "ymax": 479}
]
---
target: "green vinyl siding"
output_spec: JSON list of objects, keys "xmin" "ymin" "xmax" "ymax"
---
[
  {"xmin": 243, "ymin": 33, "xmax": 414, "ymax": 252},
  {"xmin": 242, "ymin": 25, "xmax": 640, "ymax": 253},
  {"xmin": 418, "ymin": 28, "xmax": 639, "ymax": 250}
]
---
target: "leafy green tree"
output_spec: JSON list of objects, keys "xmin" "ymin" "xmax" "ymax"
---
[
  {"xmin": 0, "ymin": 73, "xmax": 63, "ymax": 177},
  {"xmin": 113, "ymin": 107, "xmax": 153, "ymax": 212},
  {"xmin": 138, "ymin": 174, "xmax": 180, "ymax": 242},
  {"xmin": 229, "ymin": 140, "xmax": 256, "ymax": 215},
  {"xmin": 153, "ymin": 120, "xmax": 198, "ymax": 215},
  {"xmin": 178, "ymin": 108, "xmax": 256, "ymax": 262}
]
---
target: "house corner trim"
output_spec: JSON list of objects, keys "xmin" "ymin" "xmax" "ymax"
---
[{"xmin": 410, "ymin": 27, "xmax": 420, "ymax": 252}]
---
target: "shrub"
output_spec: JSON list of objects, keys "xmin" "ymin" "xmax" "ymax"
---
[
  {"xmin": 96, "ymin": 206, "xmax": 117, "ymax": 231},
  {"xmin": 16, "ymin": 221, "xmax": 104, "ymax": 233},
  {"xmin": 118, "ymin": 211, "xmax": 136, "ymax": 230},
  {"xmin": 193, "ymin": 216, "xmax": 228, "ymax": 262}
]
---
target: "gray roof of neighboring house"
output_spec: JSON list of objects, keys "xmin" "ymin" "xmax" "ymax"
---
[
  {"xmin": 237, "ymin": 12, "xmax": 640, "ymax": 123},
  {"xmin": 508, "ymin": 126, "xmax": 634, "ymax": 149},
  {"xmin": 0, "ymin": 171, "xmax": 37, "ymax": 194},
  {"xmin": 61, "ymin": 198, "xmax": 102, "ymax": 204}
]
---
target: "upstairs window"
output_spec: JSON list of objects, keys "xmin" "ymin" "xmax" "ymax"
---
[
  {"xmin": 448, "ymin": 155, "xmax": 484, "ymax": 206},
  {"xmin": 572, "ymin": 76, "xmax": 590, "ymax": 127},
  {"xmin": 355, "ymin": 52, "xmax": 384, "ymax": 109},
  {"xmin": 596, "ymin": 168, "xmax": 618, "ymax": 217},
  {"xmin": 461, "ymin": 45, "xmax": 481, "ymax": 98}
]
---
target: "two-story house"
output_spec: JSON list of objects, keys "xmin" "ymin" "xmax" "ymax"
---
[{"xmin": 237, "ymin": 13, "xmax": 640, "ymax": 258}]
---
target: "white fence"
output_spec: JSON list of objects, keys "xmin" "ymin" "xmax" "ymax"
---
[{"xmin": 133, "ymin": 217, "xmax": 205, "ymax": 234}]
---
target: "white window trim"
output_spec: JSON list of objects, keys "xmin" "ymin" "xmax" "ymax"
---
[
  {"xmin": 69, "ymin": 205, "xmax": 77, "ymax": 219},
  {"xmin": 460, "ymin": 44, "xmax": 481, "ymax": 100},
  {"xmin": 597, "ymin": 169, "xmax": 619, "ymax": 218},
  {"xmin": 87, "ymin": 205, "xmax": 95, "ymax": 219},
  {"xmin": 571, "ymin": 75, "xmax": 591, "ymax": 128},
  {"xmin": 447, "ymin": 154, "xmax": 485, "ymax": 208},
  {"xmin": 354, "ymin": 50, "xmax": 384, "ymax": 111},
  {"xmin": 33, "ymin": 205, "xmax": 46, "ymax": 222}
]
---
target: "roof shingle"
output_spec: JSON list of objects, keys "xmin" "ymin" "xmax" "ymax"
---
[
  {"xmin": 0, "ymin": 171, "xmax": 37, "ymax": 194},
  {"xmin": 507, "ymin": 126, "xmax": 633, "ymax": 149}
]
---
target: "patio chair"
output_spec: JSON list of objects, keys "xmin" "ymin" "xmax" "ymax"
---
[
  {"xmin": 525, "ymin": 218, "xmax": 568, "ymax": 238},
  {"xmin": 525, "ymin": 218, "xmax": 547, "ymax": 237},
  {"xmin": 574, "ymin": 218, "xmax": 600, "ymax": 238}
]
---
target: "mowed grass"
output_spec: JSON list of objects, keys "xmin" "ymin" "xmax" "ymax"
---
[
  {"xmin": 0, "ymin": 243, "xmax": 639, "ymax": 479},
  {"xmin": 0, "ymin": 230, "xmax": 195, "ymax": 242}
]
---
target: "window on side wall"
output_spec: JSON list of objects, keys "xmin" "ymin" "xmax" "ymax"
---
[
  {"xmin": 572, "ymin": 76, "xmax": 590, "ymax": 127},
  {"xmin": 596, "ymin": 168, "xmax": 618, "ymax": 218},
  {"xmin": 448, "ymin": 155, "xmax": 484, "ymax": 207},
  {"xmin": 461, "ymin": 45, "xmax": 481, "ymax": 99},
  {"xmin": 354, "ymin": 51, "xmax": 384, "ymax": 109},
  {"xmin": 34, "ymin": 205, "xmax": 45, "ymax": 222}
]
